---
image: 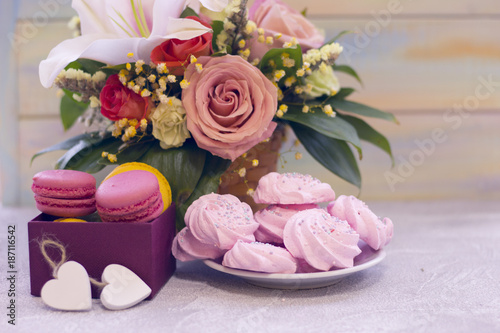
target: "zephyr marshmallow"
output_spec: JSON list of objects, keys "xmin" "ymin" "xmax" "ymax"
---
[
  {"xmin": 327, "ymin": 195, "xmax": 393, "ymax": 250},
  {"xmin": 254, "ymin": 203, "xmax": 319, "ymax": 244},
  {"xmin": 185, "ymin": 193, "xmax": 259, "ymax": 250},
  {"xmin": 283, "ymin": 209, "xmax": 361, "ymax": 271},
  {"xmin": 172, "ymin": 227, "xmax": 227, "ymax": 262},
  {"xmin": 252, "ymin": 172, "xmax": 335, "ymax": 204},
  {"xmin": 222, "ymin": 240, "xmax": 297, "ymax": 274}
]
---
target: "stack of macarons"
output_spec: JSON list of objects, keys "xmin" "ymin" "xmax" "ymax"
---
[
  {"xmin": 95, "ymin": 162, "xmax": 171, "ymax": 223},
  {"xmin": 32, "ymin": 170, "xmax": 97, "ymax": 218},
  {"xmin": 31, "ymin": 162, "xmax": 172, "ymax": 223},
  {"xmin": 172, "ymin": 172, "xmax": 394, "ymax": 274}
]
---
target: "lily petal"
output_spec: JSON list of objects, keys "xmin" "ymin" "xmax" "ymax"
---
[
  {"xmin": 201, "ymin": 0, "xmax": 229, "ymax": 12},
  {"xmin": 162, "ymin": 17, "xmax": 213, "ymax": 39},
  {"xmin": 74, "ymin": 0, "xmax": 157, "ymax": 37},
  {"xmin": 72, "ymin": 0, "xmax": 112, "ymax": 35},
  {"xmin": 39, "ymin": 34, "xmax": 116, "ymax": 88},
  {"xmin": 150, "ymin": 0, "xmax": 188, "ymax": 38},
  {"xmin": 186, "ymin": 0, "xmax": 229, "ymax": 12},
  {"xmin": 39, "ymin": 17, "xmax": 212, "ymax": 88}
]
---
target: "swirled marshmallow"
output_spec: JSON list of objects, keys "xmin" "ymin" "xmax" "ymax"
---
[
  {"xmin": 185, "ymin": 193, "xmax": 259, "ymax": 250},
  {"xmin": 254, "ymin": 203, "xmax": 319, "ymax": 244},
  {"xmin": 172, "ymin": 227, "xmax": 226, "ymax": 262},
  {"xmin": 222, "ymin": 240, "xmax": 297, "ymax": 273},
  {"xmin": 327, "ymin": 195, "xmax": 393, "ymax": 250},
  {"xmin": 253, "ymin": 172, "xmax": 335, "ymax": 204},
  {"xmin": 283, "ymin": 209, "xmax": 361, "ymax": 271}
]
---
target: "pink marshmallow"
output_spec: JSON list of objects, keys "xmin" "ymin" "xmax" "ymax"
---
[
  {"xmin": 222, "ymin": 240, "xmax": 297, "ymax": 274},
  {"xmin": 283, "ymin": 209, "xmax": 361, "ymax": 271},
  {"xmin": 327, "ymin": 195, "xmax": 393, "ymax": 250},
  {"xmin": 253, "ymin": 172, "xmax": 335, "ymax": 204},
  {"xmin": 254, "ymin": 203, "xmax": 319, "ymax": 244},
  {"xmin": 185, "ymin": 193, "xmax": 259, "ymax": 250}
]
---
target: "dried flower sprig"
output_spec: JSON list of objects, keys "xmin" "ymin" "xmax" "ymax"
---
[
  {"xmin": 54, "ymin": 68, "xmax": 106, "ymax": 103},
  {"xmin": 219, "ymin": 0, "xmax": 253, "ymax": 56}
]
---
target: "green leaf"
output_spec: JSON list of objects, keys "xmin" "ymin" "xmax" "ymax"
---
[
  {"xmin": 65, "ymin": 61, "xmax": 82, "ymax": 71},
  {"xmin": 333, "ymin": 64, "xmax": 363, "ymax": 86},
  {"xmin": 340, "ymin": 114, "xmax": 394, "ymax": 166},
  {"xmin": 333, "ymin": 87, "xmax": 356, "ymax": 100},
  {"xmin": 176, "ymin": 154, "xmax": 231, "ymax": 230},
  {"xmin": 323, "ymin": 30, "xmax": 354, "ymax": 46},
  {"xmin": 31, "ymin": 133, "xmax": 97, "ymax": 165},
  {"xmin": 78, "ymin": 59, "xmax": 107, "ymax": 74},
  {"xmin": 291, "ymin": 122, "xmax": 361, "ymax": 188},
  {"xmin": 301, "ymin": 8, "xmax": 308, "ymax": 16},
  {"xmin": 180, "ymin": 6, "xmax": 199, "ymax": 18},
  {"xmin": 211, "ymin": 51, "xmax": 229, "ymax": 57},
  {"xmin": 56, "ymin": 135, "xmax": 120, "ymax": 173},
  {"xmin": 327, "ymin": 99, "xmax": 399, "ymax": 123},
  {"xmin": 138, "ymin": 140, "xmax": 206, "ymax": 210},
  {"xmin": 98, "ymin": 139, "xmax": 155, "ymax": 166},
  {"xmin": 280, "ymin": 105, "xmax": 362, "ymax": 155},
  {"xmin": 259, "ymin": 46, "xmax": 303, "ymax": 83},
  {"xmin": 102, "ymin": 63, "xmax": 128, "ymax": 75},
  {"xmin": 211, "ymin": 20, "xmax": 224, "ymax": 52},
  {"xmin": 60, "ymin": 94, "xmax": 89, "ymax": 131},
  {"xmin": 65, "ymin": 59, "xmax": 106, "ymax": 74}
]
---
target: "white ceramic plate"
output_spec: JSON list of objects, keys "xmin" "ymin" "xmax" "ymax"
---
[{"xmin": 203, "ymin": 243, "xmax": 386, "ymax": 290}]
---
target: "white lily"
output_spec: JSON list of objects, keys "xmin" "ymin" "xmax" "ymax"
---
[
  {"xmin": 186, "ymin": 0, "xmax": 228, "ymax": 12},
  {"xmin": 39, "ymin": 0, "xmax": 228, "ymax": 88}
]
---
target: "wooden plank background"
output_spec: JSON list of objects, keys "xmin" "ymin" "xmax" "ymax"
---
[{"xmin": 1, "ymin": 0, "xmax": 499, "ymax": 205}]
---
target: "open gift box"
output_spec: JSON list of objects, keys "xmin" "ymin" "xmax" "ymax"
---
[{"xmin": 28, "ymin": 204, "xmax": 176, "ymax": 300}]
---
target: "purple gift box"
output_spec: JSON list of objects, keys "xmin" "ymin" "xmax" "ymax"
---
[{"xmin": 28, "ymin": 204, "xmax": 176, "ymax": 299}]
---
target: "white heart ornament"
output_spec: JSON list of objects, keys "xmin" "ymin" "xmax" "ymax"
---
[
  {"xmin": 41, "ymin": 261, "xmax": 92, "ymax": 311},
  {"xmin": 100, "ymin": 264, "xmax": 151, "ymax": 310}
]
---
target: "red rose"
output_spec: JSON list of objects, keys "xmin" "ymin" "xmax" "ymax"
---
[
  {"xmin": 100, "ymin": 74, "xmax": 150, "ymax": 122},
  {"xmin": 150, "ymin": 16, "xmax": 213, "ymax": 75}
]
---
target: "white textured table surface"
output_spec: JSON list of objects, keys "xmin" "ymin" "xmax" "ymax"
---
[{"xmin": 1, "ymin": 201, "xmax": 499, "ymax": 333}]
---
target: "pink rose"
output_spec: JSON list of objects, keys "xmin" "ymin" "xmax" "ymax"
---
[
  {"xmin": 248, "ymin": 0, "xmax": 325, "ymax": 59},
  {"xmin": 100, "ymin": 74, "xmax": 150, "ymax": 122},
  {"xmin": 150, "ymin": 16, "xmax": 212, "ymax": 75},
  {"xmin": 182, "ymin": 55, "xmax": 278, "ymax": 161}
]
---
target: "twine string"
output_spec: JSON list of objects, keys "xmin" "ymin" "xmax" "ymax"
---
[
  {"xmin": 89, "ymin": 277, "xmax": 107, "ymax": 288},
  {"xmin": 39, "ymin": 239, "xmax": 67, "ymax": 279},
  {"xmin": 39, "ymin": 238, "xmax": 107, "ymax": 289}
]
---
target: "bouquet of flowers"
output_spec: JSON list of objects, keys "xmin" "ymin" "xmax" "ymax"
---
[{"xmin": 34, "ymin": 0, "xmax": 396, "ymax": 229}]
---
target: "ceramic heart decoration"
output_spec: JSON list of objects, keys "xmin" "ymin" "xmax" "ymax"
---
[
  {"xmin": 41, "ymin": 261, "xmax": 92, "ymax": 311},
  {"xmin": 100, "ymin": 264, "xmax": 151, "ymax": 310}
]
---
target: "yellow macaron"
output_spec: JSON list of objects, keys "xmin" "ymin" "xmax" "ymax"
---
[
  {"xmin": 103, "ymin": 162, "xmax": 172, "ymax": 211},
  {"xmin": 54, "ymin": 218, "xmax": 87, "ymax": 222}
]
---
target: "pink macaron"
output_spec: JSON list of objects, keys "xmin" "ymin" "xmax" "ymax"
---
[
  {"xmin": 32, "ymin": 170, "xmax": 96, "ymax": 217},
  {"xmin": 96, "ymin": 170, "xmax": 163, "ymax": 223}
]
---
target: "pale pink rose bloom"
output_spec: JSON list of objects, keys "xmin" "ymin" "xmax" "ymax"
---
[
  {"xmin": 248, "ymin": 0, "xmax": 325, "ymax": 60},
  {"xmin": 182, "ymin": 55, "xmax": 278, "ymax": 161}
]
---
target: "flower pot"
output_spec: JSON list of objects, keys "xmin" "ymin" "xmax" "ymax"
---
[{"xmin": 218, "ymin": 125, "xmax": 286, "ymax": 212}]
